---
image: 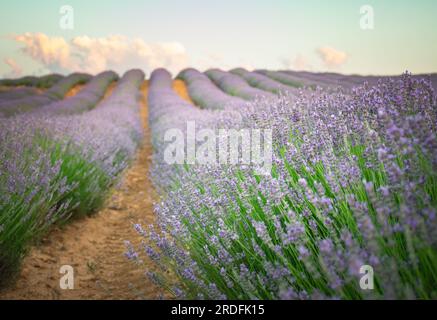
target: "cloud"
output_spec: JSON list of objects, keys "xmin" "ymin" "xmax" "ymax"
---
[
  {"xmin": 316, "ymin": 46, "xmax": 348, "ymax": 68},
  {"xmin": 3, "ymin": 58, "xmax": 23, "ymax": 78},
  {"xmin": 13, "ymin": 33, "xmax": 190, "ymax": 75},
  {"xmin": 282, "ymin": 54, "xmax": 311, "ymax": 71},
  {"xmin": 132, "ymin": 39, "xmax": 189, "ymax": 73},
  {"xmin": 14, "ymin": 33, "xmax": 71, "ymax": 71}
]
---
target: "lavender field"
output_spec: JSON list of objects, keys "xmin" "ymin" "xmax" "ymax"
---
[{"xmin": 0, "ymin": 67, "xmax": 436, "ymax": 300}]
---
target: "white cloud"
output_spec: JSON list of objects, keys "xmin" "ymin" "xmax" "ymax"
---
[
  {"xmin": 3, "ymin": 58, "xmax": 23, "ymax": 78},
  {"xmin": 14, "ymin": 33, "xmax": 71, "ymax": 71},
  {"xmin": 132, "ymin": 39, "xmax": 189, "ymax": 73},
  {"xmin": 316, "ymin": 46, "xmax": 348, "ymax": 68},
  {"xmin": 13, "ymin": 33, "xmax": 190, "ymax": 75}
]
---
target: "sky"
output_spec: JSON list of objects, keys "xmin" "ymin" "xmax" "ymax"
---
[{"xmin": 0, "ymin": 0, "xmax": 436, "ymax": 77}]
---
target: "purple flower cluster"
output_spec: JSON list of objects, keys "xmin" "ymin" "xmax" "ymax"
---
[
  {"xmin": 178, "ymin": 68, "xmax": 246, "ymax": 110},
  {"xmin": 147, "ymin": 68, "xmax": 221, "ymax": 191},
  {"xmin": 134, "ymin": 70, "xmax": 437, "ymax": 300},
  {"xmin": 148, "ymin": 68, "xmax": 205, "ymax": 135},
  {"xmin": 148, "ymin": 68, "xmax": 218, "ymax": 138},
  {"xmin": 0, "ymin": 69, "xmax": 144, "ymax": 284}
]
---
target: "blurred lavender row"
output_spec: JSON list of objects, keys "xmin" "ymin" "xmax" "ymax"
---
[
  {"xmin": 282, "ymin": 70, "xmax": 437, "ymax": 91},
  {"xmin": 147, "ymin": 69, "xmax": 247, "ymax": 193},
  {"xmin": 148, "ymin": 68, "xmax": 205, "ymax": 149},
  {"xmin": 282, "ymin": 70, "xmax": 360, "ymax": 89},
  {"xmin": 0, "ymin": 87, "xmax": 40, "ymax": 102},
  {"xmin": 0, "ymin": 74, "xmax": 64, "ymax": 89},
  {"xmin": 38, "ymin": 71, "xmax": 118, "ymax": 115},
  {"xmin": 0, "ymin": 73, "xmax": 91, "ymax": 117},
  {"xmin": 206, "ymin": 68, "xmax": 276, "ymax": 100},
  {"xmin": 230, "ymin": 68, "xmax": 299, "ymax": 95},
  {"xmin": 0, "ymin": 69, "xmax": 144, "ymax": 284},
  {"xmin": 40, "ymin": 69, "xmax": 143, "ymax": 173},
  {"xmin": 178, "ymin": 68, "xmax": 246, "ymax": 110},
  {"xmin": 256, "ymin": 69, "xmax": 328, "ymax": 89}
]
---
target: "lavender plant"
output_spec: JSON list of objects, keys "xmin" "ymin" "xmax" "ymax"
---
[
  {"xmin": 281, "ymin": 70, "xmax": 358, "ymax": 89},
  {"xmin": 282, "ymin": 70, "xmax": 437, "ymax": 92},
  {"xmin": 0, "ymin": 69, "xmax": 144, "ymax": 286},
  {"xmin": 0, "ymin": 87, "xmax": 40, "ymax": 102},
  {"xmin": 38, "ymin": 71, "xmax": 118, "ymax": 115},
  {"xmin": 0, "ymin": 73, "xmax": 91, "ymax": 117},
  {"xmin": 257, "ymin": 69, "xmax": 318, "ymax": 89},
  {"xmin": 230, "ymin": 68, "xmax": 298, "ymax": 95},
  {"xmin": 131, "ymin": 72, "xmax": 437, "ymax": 300},
  {"xmin": 0, "ymin": 74, "xmax": 64, "ymax": 89},
  {"xmin": 178, "ymin": 68, "xmax": 246, "ymax": 110},
  {"xmin": 206, "ymin": 69, "xmax": 275, "ymax": 101}
]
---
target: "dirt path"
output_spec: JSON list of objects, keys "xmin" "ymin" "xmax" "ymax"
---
[
  {"xmin": 0, "ymin": 81, "xmax": 163, "ymax": 300},
  {"xmin": 100, "ymin": 81, "xmax": 118, "ymax": 102},
  {"xmin": 65, "ymin": 81, "xmax": 117, "ymax": 100},
  {"xmin": 173, "ymin": 79, "xmax": 194, "ymax": 104},
  {"xmin": 64, "ymin": 84, "xmax": 85, "ymax": 98}
]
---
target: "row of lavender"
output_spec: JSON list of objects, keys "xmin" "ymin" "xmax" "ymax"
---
[
  {"xmin": 180, "ymin": 67, "xmax": 354, "ymax": 110},
  {"xmin": 230, "ymin": 68, "xmax": 300, "ymax": 95},
  {"xmin": 206, "ymin": 69, "xmax": 276, "ymax": 101},
  {"xmin": 0, "ymin": 87, "xmax": 41, "ymax": 102},
  {"xmin": 0, "ymin": 73, "xmax": 64, "ymax": 89},
  {"xmin": 0, "ymin": 70, "xmax": 144, "ymax": 285},
  {"xmin": 177, "ymin": 68, "xmax": 246, "ymax": 110},
  {"xmin": 38, "ymin": 71, "xmax": 118, "ymax": 115},
  {"xmin": 282, "ymin": 70, "xmax": 437, "ymax": 92},
  {"xmin": 0, "ymin": 73, "xmax": 92, "ymax": 117},
  {"xmin": 178, "ymin": 68, "xmax": 307, "ymax": 111},
  {"xmin": 131, "ymin": 69, "xmax": 437, "ymax": 299}
]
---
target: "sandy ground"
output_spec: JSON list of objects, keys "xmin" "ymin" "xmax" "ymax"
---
[
  {"xmin": 64, "ymin": 81, "xmax": 117, "ymax": 100},
  {"xmin": 64, "ymin": 84, "xmax": 85, "ymax": 98},
  {"xmin": 0, "ymin": 80, "xmax": 193, "ymax": 300},
  {"xmin": 173, "ymin": 79, "xmax": 194, "ymax": 104},
  {"xmin": 100, "ymin": 81, "xmax": 117, "ymax": 102}
]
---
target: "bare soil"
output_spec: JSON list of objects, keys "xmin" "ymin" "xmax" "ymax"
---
[
  {"xmin": 64, "ymin": 84, "xmax": 85, "ymax": 98},
  {"xmin": 100, "ymin": 81, "xmax": 117, "ymax": 102},
  {"xmin": 173, "ymin": 79, "xmax": 194, "ymax": 104}
]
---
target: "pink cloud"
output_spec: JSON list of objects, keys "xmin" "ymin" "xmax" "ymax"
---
[
  {"xmin": 14, "ymin": 33, "xmax": 71, "ymax": 71},
  {"xmin": 316, "ymin": 46, "xmax": 348, "ymax": 68},
  {"xmin": 13, "ymin": 33, "xmax": 189, "ymax": 75},
  {"xmin": 3, "ymin": 58, "xmax": 23, "ymax": 78},
  {"xmin": 282, "ymin": 54, "xmax": 312, "ymax": 71}
]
